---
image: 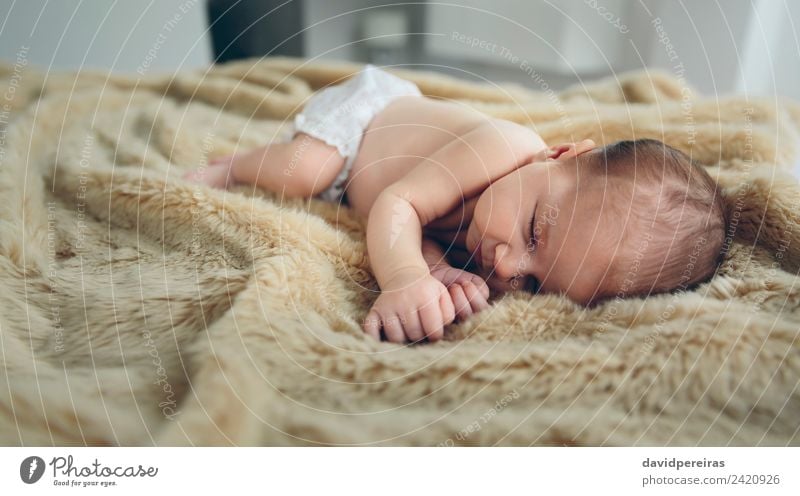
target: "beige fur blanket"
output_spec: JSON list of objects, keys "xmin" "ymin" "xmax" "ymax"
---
[{"xmin": 1, "ymin": 57, "xmax": 798, "ymax": 446}]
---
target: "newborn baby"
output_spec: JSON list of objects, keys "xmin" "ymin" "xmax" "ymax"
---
[{"xmin": 185, "ymin": 65, "xmax": 727, "ymax": 343}]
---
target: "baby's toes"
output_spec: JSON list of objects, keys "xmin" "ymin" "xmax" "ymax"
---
[
  {"xmin": 183, "ymin": 168, "xmax": 203, "ymax": 183},
  {"xmin": 184, "ymin": 164, "xmax": 231, "ymax": 189},
  {"xmin": 210, "ymin": 154, "xmax": 235, "ymax": 165}
]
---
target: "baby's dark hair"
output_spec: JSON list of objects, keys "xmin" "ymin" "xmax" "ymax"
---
[{"xmin": 584, "ymin": 139, "xmax": 727, "ymax": 301}]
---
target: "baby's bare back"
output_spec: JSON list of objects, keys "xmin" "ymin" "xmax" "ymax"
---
[{"xmin": 345, "ymin": 96, "xmax": 493, "ymax": 218}]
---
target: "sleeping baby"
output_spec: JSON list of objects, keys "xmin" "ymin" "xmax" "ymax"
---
[{"xmin": 185, "ymin": 64, "xmax": 727, "ymax": 343}]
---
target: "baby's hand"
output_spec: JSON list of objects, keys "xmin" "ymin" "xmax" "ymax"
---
[
  {"xmin": 429, "ymin": 265, "xmax": 490, "ymax": 321},
  {"xmin": 363, "ymin": 273, "xmax": 456, "ymax": 343}
]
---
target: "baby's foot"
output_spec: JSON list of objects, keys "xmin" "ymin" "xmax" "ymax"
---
[{"xmin": 183, "ymin": 159, "xmax": 234, "ymax": 189}]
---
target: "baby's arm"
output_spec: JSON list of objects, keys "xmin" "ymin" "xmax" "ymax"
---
[
  {"xmin": 363, "ymin": 188, "xmax": 455, "ymax": 343},
  {"xmin": 363, "ymin": 120, "xmax": 541, "ymax": 342}
]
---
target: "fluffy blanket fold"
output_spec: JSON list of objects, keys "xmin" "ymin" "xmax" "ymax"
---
[{"xmin": 0, "ymin": 57, "xmax": 798, "ymax": 446}]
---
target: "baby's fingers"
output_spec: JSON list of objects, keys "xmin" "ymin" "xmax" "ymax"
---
[
  {"xmin": 402, "ymin": 310, "xmax": 425, "ymax": 343},
  {"xmin": 469, "ymin": 275, "xmax": 490, "ymax": 299},
  {"xmin": 382, "ymin": 313, "xmax": 406, "ymax": 343},
  {"xmin": 449, "ymin": 285, "xmax": 473, "ymax": 321},
  {"xmin": 363, "ymin": 310, "xmax": 382, "ymax": 341},
  {"xmin": 418, "ymin": 301, "xmax": 445, "ymax": 342},
  {"xmin": 463, "ymin": 281, "xmax": 489, "ymax": 313},
  {"xmin": 439, "ymin": 291, "xmax": 455, "ymax": 327}
]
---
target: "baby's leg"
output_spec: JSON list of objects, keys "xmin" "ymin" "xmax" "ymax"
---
[
  {"xmin": 185, "ymin": 133, "xmax": 346, "ymax": 198},
  {"xmin": 230, "ymin": 133, "xmax": 345, "ymax": 197}
]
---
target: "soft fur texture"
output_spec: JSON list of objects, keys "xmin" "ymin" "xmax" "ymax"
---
[{"xmin": 0, "ymin": 57, "xmax": 798, "ymax": 446}]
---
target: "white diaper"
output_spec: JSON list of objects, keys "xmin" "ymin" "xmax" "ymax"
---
[{"xmin": 291, "ymin": 64, "xmax": 422, "ymax": 202}]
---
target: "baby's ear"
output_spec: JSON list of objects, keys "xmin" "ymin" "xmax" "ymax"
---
[{"xmin": 548, "ymin": 139, "xmax": 596, "ymax": 160}]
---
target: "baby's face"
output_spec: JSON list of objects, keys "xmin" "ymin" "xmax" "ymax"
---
[{"xmin": 466, "ymin": 141, "xmax": 622, "ymax": 305}]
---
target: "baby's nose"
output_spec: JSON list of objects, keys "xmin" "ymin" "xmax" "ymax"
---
[{"xmin": 493, "ymin": 244, "xmax": 518, "ymax": 280}]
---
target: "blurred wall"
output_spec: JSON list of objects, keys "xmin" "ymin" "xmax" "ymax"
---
[
  {"xmin": 0, "ymin": 0, "xmax": 798, "ymax": 102},
  {"xmin": 0, "ymin": 0, "xmax": 212, "ymax": 75},
  {"xmin": 302, "ymin": 0, "xmax": 800, "ymax": 100}
]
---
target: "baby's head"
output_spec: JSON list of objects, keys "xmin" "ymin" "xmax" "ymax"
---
[{"xmin": 467, "ymin": 138, "xmax": 727, "ymax": 305}]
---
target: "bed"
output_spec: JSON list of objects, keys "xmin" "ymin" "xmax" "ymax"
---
[{"xmin": 0, "ymin": 57, "xmax": 798, "ymax": 445}]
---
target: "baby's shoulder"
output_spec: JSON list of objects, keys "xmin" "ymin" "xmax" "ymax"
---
[
  {"xmin": 479, "ymin": 117, "xmax": 545, "ymax": 147},
  {"xmin": 453, "ymin": 117, "xmax": 547, "ymax": 170}
]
